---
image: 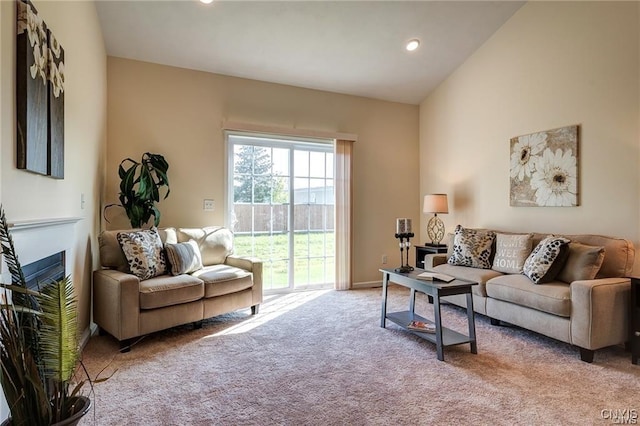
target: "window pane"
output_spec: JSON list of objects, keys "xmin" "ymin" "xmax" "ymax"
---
[
  {"xmin": 309, "ymin": 258, "xmax": 326, "ymax": 285},
  {"xmin": 309, "ymin": 232, "xmax": 325, "ymax": 257},
  {"xmin": 294, "ymin": 178, "xmax": 309, "ymax": 204},
  {"xmin": 324, "ymin": 256, "xmax": 335, "ymax": 285},
  {"xmin": 294, "ymin": 258, "xmax": 309, "ymax": 285},
  {"xmin": 232, "ymin": 204, "xmax": 252, "ymax": 233},
  {"xmin": 326, "ymin": 153, "xmax": 334, "ymax": 178},
  {"xmin": 294, "ymin": 150, "xmax": 309, "ymax": 177},
  {"xmin": 234, "ymin": 177, "xmax": 252, "ymax": 203},
  {"xmin": 294, "ymin": 232, "xmax": 309, "ymax": 258},
  {"xmin": 309, "ymin": 179, "xmax": 325, "ymax": 205},
  {"xmin": 309, "ymin": 151, "xmax": 325, "ymax": 178},
  {"xmin": 273, "ymin": 148, "xmax": 289, "ymax": 176},
  {"xmin": 272, "ymin": 204, "xmax": 288, "ymax": 233},
  {"xmin": 272, "ymin": 177, "xmax": 289, "ymax": 204},
  {"xmin": 234, "ymin": 145, "xmax": 253, "ymax": 174},
  {"xmin": 253, "ymin": 176, "xmax": 270, "ymax": 203},
  {"xmin": 325, "ymin": 179, "xmax": 334, "ymax": 205},
  {"xmin": 253, "ymin": 147, "xmax": 272, "ymax": 175}
]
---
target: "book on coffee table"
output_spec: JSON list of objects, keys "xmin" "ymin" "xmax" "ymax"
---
[
  {"xmin": 407, "ymin": 320, "xmax": 436, "ymax": 333},
  {"xmin": 416, "ymin": 271, "xmax": 455, "ymax": 282}
]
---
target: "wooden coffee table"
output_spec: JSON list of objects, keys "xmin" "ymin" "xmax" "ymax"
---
[{"xmin": 380, "ymin": 268, "xmax": 478, "ymax": 361}]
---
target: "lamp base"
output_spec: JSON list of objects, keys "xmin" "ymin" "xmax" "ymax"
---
[
  {"xmin": 427, "ymin": 215, "xmax": 445, "ymax": 245},
  {"xmin": 395, "ymin": 265, "xmax": 414, "ymax": 274}
]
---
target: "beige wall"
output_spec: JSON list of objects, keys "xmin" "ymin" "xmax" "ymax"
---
[
  {"xmin": 0, "ymin": 0, "xmax": 107, "ymax": 336},
  {"xmin": 419, "ymin": 2, "xmax": 640, "ymax": 271},
  {"xmin": 106, "ymin": 57, "xmax": 419, "ymax": 285}
]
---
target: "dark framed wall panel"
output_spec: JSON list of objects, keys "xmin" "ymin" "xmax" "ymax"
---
[
  {"xmin": 16, "ymin": 0, "xmax": 65, "ymax": 179},
  {"xmin": 16, "ymin": 0, "xmax": 48, "ymax": 175}
]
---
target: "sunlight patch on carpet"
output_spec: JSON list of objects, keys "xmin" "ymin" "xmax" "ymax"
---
[{"xmin": 202, "ymin": 289, "xmax": 332, "ymax": 337}]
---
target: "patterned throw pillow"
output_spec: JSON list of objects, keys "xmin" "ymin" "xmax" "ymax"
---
[
  {"xmin": 492, "ymin": 233, "xmax": 533, "ymax": 274},
  {"xmin": 447, "ymin": 225, "xmax": 496, "ymax": 269},
  {"xmin": 117, "ymin": 228, "xmax": 167, "ymax": 280},
  {"xmin": 522, "ymin": 236, "xmax": 570, "ymax": 284},
  {"xmin": 165, "ymin": 240, "xmax": 203, "ymax": 276}
]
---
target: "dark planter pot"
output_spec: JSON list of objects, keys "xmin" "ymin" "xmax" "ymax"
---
[
  {"xmin": 1, "ymin": 396, "xmax": 91, "ymax": 426},
  {"xmin": 53, "ymin": 396, "xmax": 92, "ymax": 426}
]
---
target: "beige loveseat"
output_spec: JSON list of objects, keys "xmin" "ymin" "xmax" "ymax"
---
[
  {"xmin": 425, "ymin": 231, "xmax": 635, "ymax": 363},
  {"xmin": 93, "ymin": 227, "xmax": 262, "ymax": 351}
]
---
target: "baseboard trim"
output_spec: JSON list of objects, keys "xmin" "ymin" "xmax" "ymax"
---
[
  {"xmin": 79, "ymin": 322, "xmax": 99, "ymax": 350},
  {"xmin": 353, "ymin": 280, "xmax": 382, "ymax": 289}
]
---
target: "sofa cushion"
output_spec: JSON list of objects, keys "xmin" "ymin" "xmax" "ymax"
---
[
  {"xmin": 165, "ymin": 240, "xmax": 203, "ymax": 275},
  {"xmin": 557, "ymin": 242, "xmax": 605, "ymax": 283},
  {"xmin": 447, "ymin": 225, "xmax": 496, "ymax": 269},
  {"xmin": 523, "ymin": 236, "xmax": 570, "ymax": 284},
  {"xmin": 562, "ymin": 234, "xmax": 634, "ymax": 279},
  {"xmin": 486, "ymin": 274, "xmax": 571, "ymax": 317},
  {"xmin": 139, "ymin": 274, "xmax": 204, "ymax": 309},
  {"xmin": 177, "ymin": 227, "xmax": 233, "ymax": 266},
  {"xmin": 117, "ymin": 228, "xmax": 168, "ymax": 280},
  {"xmin": 99, "ymin": 227, "xmax": 177, "ymax": 272},
  {"xmin": 433, "ymin": 263, "xmax": 503, "ymax": 297},
  {"xmin": 492, "ymin": 233, "xmax": 533, "ymax": 274},
  {"xmin": 193, "ymin": 264, "xmax": 253, "ymax": 298}
]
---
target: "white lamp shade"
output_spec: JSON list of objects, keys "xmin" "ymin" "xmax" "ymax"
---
[{"xmin": 423, "ymin": 194, "xmax": 448, "ymax": 214}]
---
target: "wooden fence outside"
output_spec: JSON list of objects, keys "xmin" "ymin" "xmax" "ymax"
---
[{"xmin": 233, "ymin": 204, "xmax": 334, "ymax": 233}]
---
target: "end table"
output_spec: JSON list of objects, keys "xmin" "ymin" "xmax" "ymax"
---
[{"xmin": 415, "ymin": 244, "xmax": 448, "ymax": 269}]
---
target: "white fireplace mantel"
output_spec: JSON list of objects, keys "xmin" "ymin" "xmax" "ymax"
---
[{"xmin": 0, "ymin": 216, "xmax": 82, "ymax": 285}]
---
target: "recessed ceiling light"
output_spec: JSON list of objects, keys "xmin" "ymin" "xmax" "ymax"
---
[
  {"xmin": 406, "ymin": 39, "xmax": 420, "ymax": 52},
  {"xmin": 200, "ymin": 0, "xmax": 214, "ymax": 4}
]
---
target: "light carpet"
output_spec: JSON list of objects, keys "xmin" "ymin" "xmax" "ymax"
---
[{"xmin": 79, "ymin": 285, "xmax": 640, "ymax": 425}]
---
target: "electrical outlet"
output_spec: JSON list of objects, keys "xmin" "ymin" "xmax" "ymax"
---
[
  {"xmin": 382, "ymin": 254, "xmax": 388, "ymax": 264},
  {"xmin": 203, "ymin": 199, "xmax": 215, "ymax": 211}
]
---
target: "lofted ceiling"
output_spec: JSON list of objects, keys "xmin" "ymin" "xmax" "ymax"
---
[{"xmin": 96, "ymin": 0, "xmax": 524, "ymax": 105}]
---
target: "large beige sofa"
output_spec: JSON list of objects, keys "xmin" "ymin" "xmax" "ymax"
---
[
  {"xmin": 425, "ymin": 231, "xmax": 635, "ymax": 362},
  {"xmin": 93, "ymin": 226, "xmax": 262, "ymax": 351}
]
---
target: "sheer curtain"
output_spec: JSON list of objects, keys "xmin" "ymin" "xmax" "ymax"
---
[{"xmin": 335, "ymin": 139, "xmax": 354, "ymax": 290}]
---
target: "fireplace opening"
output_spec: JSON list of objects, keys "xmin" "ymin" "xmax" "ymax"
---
[{"xmin": 21, "ymin": 251, "xmax": 65, "ymax": 291}]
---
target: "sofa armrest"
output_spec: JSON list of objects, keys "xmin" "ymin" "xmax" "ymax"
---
[
  {"xmin": 570, "ymin": 277, "xmax": 630, "ymax": 350},
  {"xmin": 225, "ymin": 255, "xmax": 263, "ymax": 306},
  {"xmin": 424, "ymin": 254, "xmax": 447, "ymax": 269},
  {"xmin": 93, "ymin": 269, "xmax": 141, "ymax": 341}
]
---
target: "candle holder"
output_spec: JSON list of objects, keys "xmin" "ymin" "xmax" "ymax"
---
[{"xmin": 394, "ymin": 232, "xmax": 415, "ymax": 273}]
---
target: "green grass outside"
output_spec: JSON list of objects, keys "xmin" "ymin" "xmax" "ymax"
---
[{"xmin": 234, "ymin": 232, "xmax": 335, "ymax": 290}]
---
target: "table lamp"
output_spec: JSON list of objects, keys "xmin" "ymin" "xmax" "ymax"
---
[{"xmin": 423, "ymin": 194, "xmax": 448, "ymax": 245}]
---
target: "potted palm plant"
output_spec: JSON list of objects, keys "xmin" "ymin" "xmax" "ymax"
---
[
  {"xmin": 104, "ymin": 152, "xmax": 170, "ymax": 228},
  {"xmin": 0, "ymin": 205, "xmax": 90, "ymax": 425}
]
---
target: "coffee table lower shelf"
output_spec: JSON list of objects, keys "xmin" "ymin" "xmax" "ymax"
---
[{"xmin": 386, "ymin": 311, "xmax": 474, "ymax": 347}]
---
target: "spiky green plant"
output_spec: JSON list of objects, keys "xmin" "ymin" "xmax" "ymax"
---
[
  {"xmin": 0, "ymin": 205, "xmax": 88, "ymax": 425},
  {"xmin": 38, "ymin": 276, "xmax": 83, "ymax": 424}
]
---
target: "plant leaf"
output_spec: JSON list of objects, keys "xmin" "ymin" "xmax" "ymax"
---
[{"xmin": 37, "ymin": 276, "xmax": 79, "ymax": 384}]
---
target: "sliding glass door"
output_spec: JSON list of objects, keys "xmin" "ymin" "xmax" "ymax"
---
[{"xmin": 227, "ymin": 133, "xmax": 334, "ymax": 293}]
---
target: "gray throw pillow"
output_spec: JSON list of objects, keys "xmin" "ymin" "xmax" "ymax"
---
[
  {"xmin": 557, "ymin": 242, "xmax": 605, "ymax": 283},
  {"xmin": 117, "ymin": 228, "xmax": 167, "ymax": 280},
  {"xmin": 523, "ymin": 235, "xmax": 570, "ymax": 284},
  {"xmin": 165, "ymin": 240, "xmax": 203, "ymax": 275},
  {"xmin": 492, "ymin": 233, "xmax": 533, "ymax": 274},
  {"xmin": 447, "ymin": 225, "xmax": 496, "ymax": 269}
]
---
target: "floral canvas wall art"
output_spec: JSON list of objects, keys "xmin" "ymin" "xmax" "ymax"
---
[
  {"xmin": 510, "ymin": 125, "xmax": 578, "ymax": 207},
  {"xmin": 16, "ymin": 0, "xmax": 65, "ymax": 178}
]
